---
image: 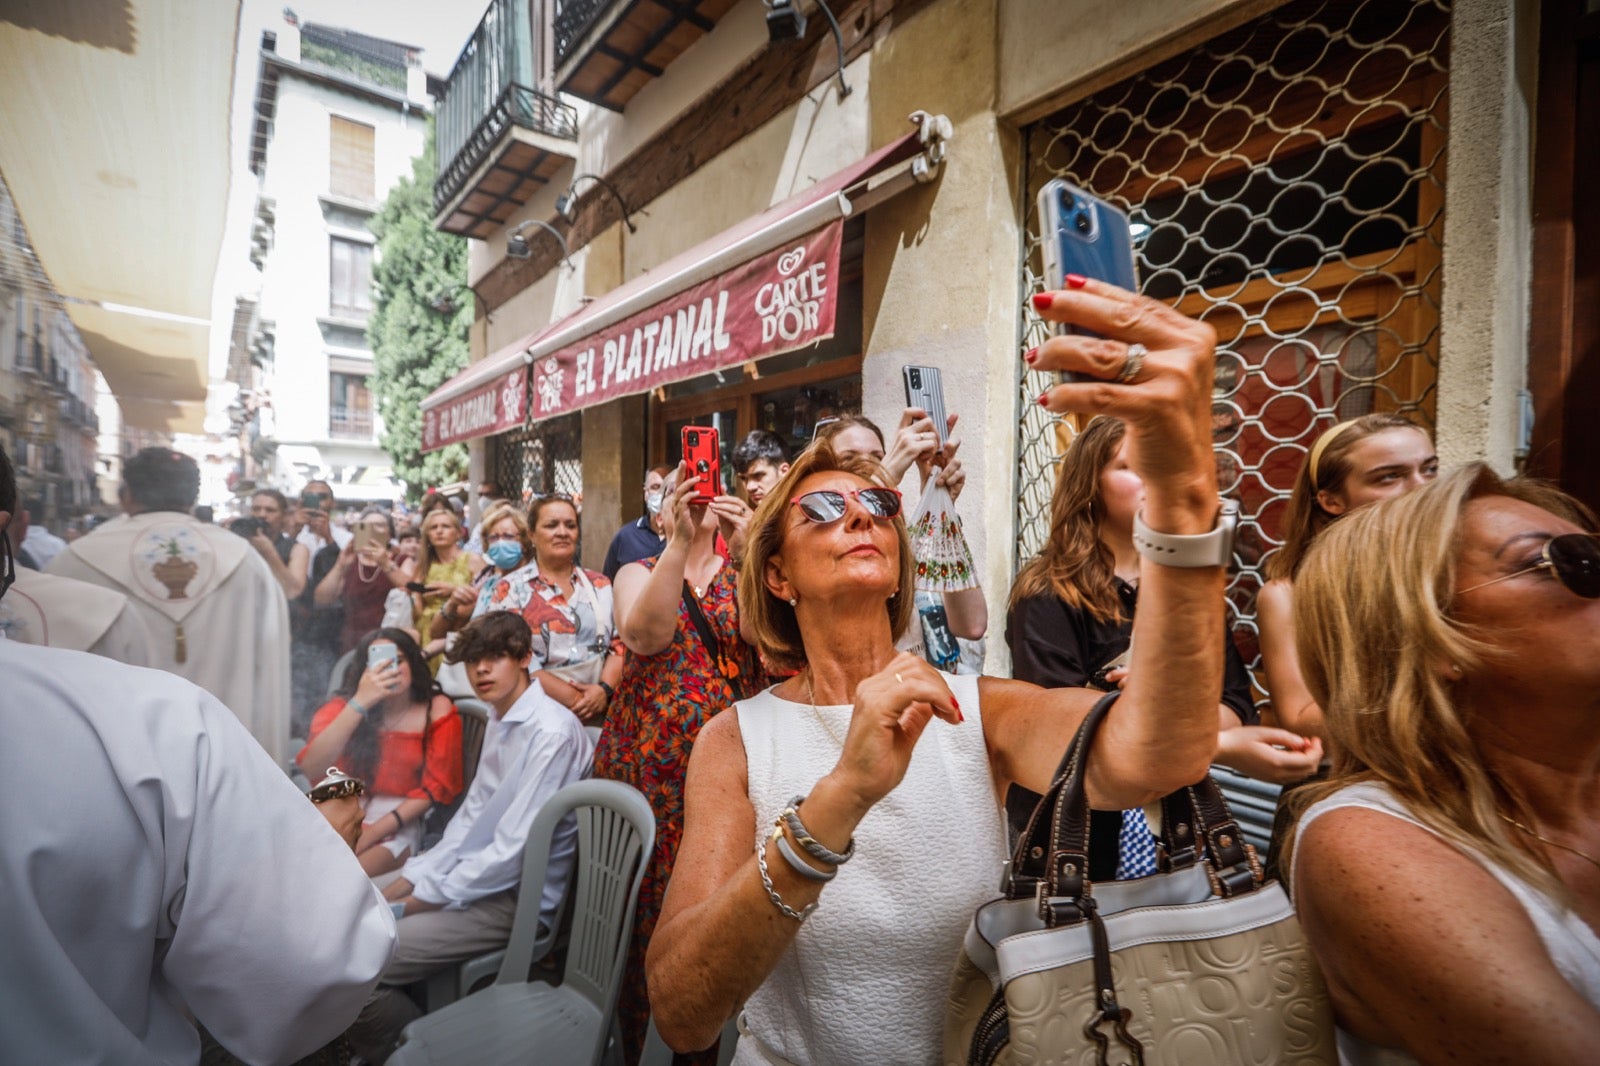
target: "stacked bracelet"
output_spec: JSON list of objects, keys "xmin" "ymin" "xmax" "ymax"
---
[
  {"xmin": 781, "ymin": 795, "xmax": 855, "ymax": 866},
  {"xmin": 755, "ymin": 836, "xmax": 815, "ymax": 922},
  {"xmin": 774, "ymin": 828, "xmax": 835, "ymax": 882}
]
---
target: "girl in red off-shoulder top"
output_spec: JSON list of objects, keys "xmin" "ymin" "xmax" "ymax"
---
[{"xmin": 297, "ymin": 628, "xmax": 463, "ymax": 878}]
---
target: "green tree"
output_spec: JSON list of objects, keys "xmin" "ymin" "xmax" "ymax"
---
[{"xmin": 368, "ymin": 120, "xmax": 470, "ymax": 499}]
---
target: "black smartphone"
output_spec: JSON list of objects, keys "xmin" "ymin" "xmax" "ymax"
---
[
  {"xmin": 300, "ymin": 490, "xmax": 328, "ymax": 510},
  {"xmin": 901, "ymin": 365, "xmax": 949, "ymax": 448},
  {"xmin": 1038, "ymin": 178, "xmax": 1139, "ymax": 383},
  {"xmin": 404, "ymin": 581, "xmax": 430, "ymax": 594}
]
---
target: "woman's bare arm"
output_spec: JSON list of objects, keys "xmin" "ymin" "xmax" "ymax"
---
[
  {"xmin": 942, "ymin": 586, "xmax": 988, "ymax": 641},
  {"xmin": 1295, "ymin": 807, "xmax": 1600, "ymax": 1062},
  {"xmin": 1256, "ymin": 579, "xmax": 1324, "ymax": 738}
]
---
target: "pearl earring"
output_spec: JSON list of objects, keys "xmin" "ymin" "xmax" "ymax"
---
[{"xmin": 788, "ymin": 597, "xmax": 797, "ymax": 607}]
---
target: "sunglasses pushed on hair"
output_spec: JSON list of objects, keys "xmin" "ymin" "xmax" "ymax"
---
[
  {"xmin": 790, "ymin": 487, "xmax": 903, "ymax": 525},
  {"xmin": 1459, "ymin": 533, "xmax": 1600, "ymax": 599}
]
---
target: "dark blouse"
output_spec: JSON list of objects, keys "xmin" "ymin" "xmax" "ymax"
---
[{"xmin": 1004, "ymin": 578, "xmax": 1259, "ymax": 879}]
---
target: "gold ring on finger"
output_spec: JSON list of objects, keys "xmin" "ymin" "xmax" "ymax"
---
[{"xmin": 1116, "ymin": 343, "xmax": 1147, "ymax": 384}]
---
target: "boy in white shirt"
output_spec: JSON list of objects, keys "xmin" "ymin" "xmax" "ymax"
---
[{"xmin": 350, "ymin": 611, "xmax": 594, "ymax": 1063}]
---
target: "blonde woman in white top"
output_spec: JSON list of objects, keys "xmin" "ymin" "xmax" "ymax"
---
[
  {"xmin": 647, "ymin": 278, "xmax": 1233, "ymax": 1062},
  {"xmin": 1284, "ymin": 464, "xmax": 1600, "ymax": 1063}
]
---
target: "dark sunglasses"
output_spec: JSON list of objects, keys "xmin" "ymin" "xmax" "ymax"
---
[
  {"xmin": 791, "ymin": 487, "xmax": 903, "ymax": 524},
  {"xmin": 1458, "ymin": 532, "xmax": 1600, "ymax": 599}
]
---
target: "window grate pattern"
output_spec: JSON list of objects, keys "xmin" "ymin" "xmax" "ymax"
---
[
  {"xmin": 496, "ymin": 413, "xmax": 584, "ymax": 506},
  {"xmin": 1016, "ymin": 0, "xmax": 1450, "ymax": 669}
]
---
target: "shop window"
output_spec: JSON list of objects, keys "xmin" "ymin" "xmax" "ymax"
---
[
  {"xmin": 330, "ymin": 116, "xmax": 376, "ymax": 202},
  {"xmin": 329, "ymin": 238, "xmax": 373, "ymax": 318},
  {"xmin": 1015, "ymin": 0, "xmax": 1449, "ymax": 668},
  {"xmin": 329, "ymin": 371, "xmax": 374, "ymax": 439}
]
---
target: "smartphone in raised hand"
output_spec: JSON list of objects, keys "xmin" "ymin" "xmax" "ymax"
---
[
  {"xmin": 680, "ymin": 425, "xmax": 722, "ymax": 504},
  {"xmin": 1038, "ymin": 178, "xmax": 1139, "ymax": 383},
  {"xmin": 901, "ymin": 365, "xmax": 949, "ymax": 448}
]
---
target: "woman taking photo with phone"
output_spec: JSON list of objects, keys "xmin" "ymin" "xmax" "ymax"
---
[
  {"xmin": 647, "ymin": 278, "xmax": 1233, "ymax": 1064},
  {"xmin": 403, "ymin": 502, "xmax": 483, "ymax": 672},
  {"xmin": 594, "ymin": 465, "xmax": 767, "ymax": 1063},
  {"xmin": 315, "ymin": 508, "xmax": 409, "ymax": 655},
  {"xmin": 297, "ymin": 628, "xmax": 463, "ymax": 879}
]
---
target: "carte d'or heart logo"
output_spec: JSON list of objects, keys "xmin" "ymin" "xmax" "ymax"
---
[{"xmin": 776, "ymin": 246, "xmax": 806, "ymax": 277}]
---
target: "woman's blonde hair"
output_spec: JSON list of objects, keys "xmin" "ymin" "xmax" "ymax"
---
[
  {"xmin": 1009, "ymin": 416, "xmax": 1128, "ymax": 623},
  {"xmin": 417, "ymin": 502, "xmax": 464, "ymax": 577},
  {"xmin": 1281, "ymin": 463, "xmax": 1596, "ymax": 899},
  {"xmin": 1267, "ymin": 413, "xmax": 1430, "ymax": 581},
  {"xmin": 738, "ymin": 440, "xmax": 915, "ymax": 673},
  {"xmin": 478, "ymin": 501, "xmax": 533, "ymax": 564}
]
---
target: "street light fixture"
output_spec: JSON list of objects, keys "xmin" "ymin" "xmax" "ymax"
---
[
  {"xmin": 765, "ymin": 0, "xmax": 851, "ymax": 98},
  {"xmin": 555, "ymin": 173, "xmax": 637, "ymax": 233},
  {"xmin": 506, "ymin": 219, "xmax": 572, "ymax": 266}
]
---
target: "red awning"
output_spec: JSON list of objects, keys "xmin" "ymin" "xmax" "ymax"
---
[{"xmin": 420, "ymin": 115, "xmax": 950, "ymax": 451}]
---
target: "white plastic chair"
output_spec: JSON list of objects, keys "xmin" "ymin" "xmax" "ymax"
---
[
  {"xmin": 390, "ymin": 778, "xmax": 656, "ymax": 1066},
  {"xmin": 326, "ymin": 648, "xmax": 355, "ymax": 697}
]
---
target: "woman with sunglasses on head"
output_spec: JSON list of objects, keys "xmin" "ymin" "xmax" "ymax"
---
[
  {"xmin": 1281, "ymin": 465, "xmax": 1600, "ymax": 1062},
  {"xmin": 510, "ymin": 495, "xmax": 626, "ymax": 724},
  {"xmin": 646, "ymin": 278, "xmax": 1233, "ymax": 1064},
  {"xmin": 1256, "ymin": 414, "xmax": 1439, "ymax": 740},
  {"xmin": 593, "ymin": 466, "xmax": 769, "ymax": 1064},
  {"xmin": 1005, "ymin": 415, "xmax": 1321, "ymax": 877},
  {"xmin": 296, "ymin": 628, "xmax": 463, "ymax": 879}
]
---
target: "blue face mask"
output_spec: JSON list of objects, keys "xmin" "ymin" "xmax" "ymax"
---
[{"xmin": 486, "ymin": 540, "xmax": 523, "ymax": 570}]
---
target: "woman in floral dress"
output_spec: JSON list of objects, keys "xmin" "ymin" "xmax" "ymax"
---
[{"xmin": 595, "ymin": 465, "xmax": 766, "ymax": 1064}]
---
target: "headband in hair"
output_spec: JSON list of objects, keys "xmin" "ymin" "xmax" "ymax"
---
[{"xmin": 1307, "ymin": 419, "xmax": 1360, "ymax": 487}]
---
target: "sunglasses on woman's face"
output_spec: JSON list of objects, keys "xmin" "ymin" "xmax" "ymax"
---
[
  {"xmin": 790, "ymin": 487, "xmax": 903, "ymax": 525},
  {"xmin": 1458, "ymin": 532, "xmax": 1600, "ymax": 599}
]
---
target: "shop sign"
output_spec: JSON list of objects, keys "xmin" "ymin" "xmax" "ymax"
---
[
  {"xmin": 531, "ymin": 223, "xmax": 842, "ymax": 419},
  {"xmin": 422, "ymin": 365, "xmax": 527, "ymax": 452}
]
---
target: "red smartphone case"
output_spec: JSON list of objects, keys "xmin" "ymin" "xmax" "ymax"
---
[{"xmin": 681, "ymin": 425, "xmax": 721, "ymax": 502}]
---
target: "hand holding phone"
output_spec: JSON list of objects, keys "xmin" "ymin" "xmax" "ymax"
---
[
  {"xmin": 901, "ymin": 365, "xmax": 949, "ymax": 448},
  {"xmin": 680, "ymin": 426, "xmax": 722, "ymax": 504},
  {"xmin": 1038, "ymin": 179, "xmax": 1139, "ymax": 383}
]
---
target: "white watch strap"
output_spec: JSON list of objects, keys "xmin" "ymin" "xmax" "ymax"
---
[{"xmin": 1132, "ymin": 500, "xmax": 1239, "ymax": 568}]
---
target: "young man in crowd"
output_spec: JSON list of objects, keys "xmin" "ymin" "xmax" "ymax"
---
[
  {"xmin": 602, "ymin": 464, "xmax": 671, "ymax": 579},
  {"xmin": 731, "ymin": 429, "xmax": 791, "ymax": 508},
  {"xmin": 47, "ymin": 447, "xmax": 292, "ymax": 766},
  {"xmin": 349, "ymin": 611, "xmax": 595, "ymax": 1064},
  {"xmin": 237, "ymin": 487, "xmax": 311, "ymax": 601},
  {"xmin": 293, "ymin": 479, "xmax": 350, "ymax": 554},
  {"xmin": 0, "ymin": 440, "xmax": 395, "ymax": 1065}
]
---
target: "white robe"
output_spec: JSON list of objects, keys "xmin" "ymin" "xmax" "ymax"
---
[
  {"xmin": 0, "ymin": 639, "xmax": 396, "ymax": 1065},
  {"xmin": 48, "ymin": 511, "xmax": 293, "ymax": 767},
  {"xmin": 0, "ymin": 565, "xmax": 157, "ymax": 664}
]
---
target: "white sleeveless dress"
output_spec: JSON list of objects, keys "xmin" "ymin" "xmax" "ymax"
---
[
  {"xmin": 734, "ymin": 673, "xmax": 1007, "ymax": 1065},
  {"xmin": 1296, "ymin": 782, "xmax": 1600, "ymax": 1065}
]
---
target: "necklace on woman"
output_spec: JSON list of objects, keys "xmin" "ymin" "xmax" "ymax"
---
[
  {"xmin": 806, "ymin": 672, "xmax": 849, "ymax": 749},
  {"xmin": 356, "ymin": 558, "xmax": 378, "ymax": 582},
  {"xmin": 1501, "ymin": 814, "xmax": 1600, "ymax": 874}
]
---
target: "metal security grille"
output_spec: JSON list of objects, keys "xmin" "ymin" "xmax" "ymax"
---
[
  {"xmin": 495, "ymin": 413, "xmax": 583, "ymax": 504},
  {"xmin": 1016, "ymin": 0, "xmax": 1449, "ymax": 669}
]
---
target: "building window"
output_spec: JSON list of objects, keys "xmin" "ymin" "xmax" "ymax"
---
[
  {"xmin": 329, "ymin": 116, "xmax": 376, "ymax": 201},
  {"xmin": 329, "ymin": 238, "xmax": 373, "ymax": 318},
  {"xmin": 329, "ymin": 371, "xmax": 374, "ymax": 439}
]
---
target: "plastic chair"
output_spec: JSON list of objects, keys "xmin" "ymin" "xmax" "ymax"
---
[
  {"xmin": 326, "ymin": 648, "xmax": 355, "ymax": 697},
  {"xmin": 421, "ymin": 699, "xmax": 491, "ymax": 856},
  {"xmin": 391, "ymin": 779, "xmax": 656, "ymax": 1066}
]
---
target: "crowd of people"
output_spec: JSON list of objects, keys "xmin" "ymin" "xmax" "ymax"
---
[{"xmin": 3, "ymin": 274, "xmax": 1596, "ymax": 1065}]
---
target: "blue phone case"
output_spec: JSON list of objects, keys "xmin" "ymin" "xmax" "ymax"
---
[{"xmin": 1038, "ymin": 179, "xmax": 1138, "ymax": 381}]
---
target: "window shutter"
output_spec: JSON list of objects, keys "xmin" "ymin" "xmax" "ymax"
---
[{"xmin": 330, "ymin": 116, "xmax": 375, "ymax": 201}]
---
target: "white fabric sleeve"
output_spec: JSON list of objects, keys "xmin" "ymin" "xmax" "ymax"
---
[
  {"xmin": 423, "ymin": 731, "xmax": 585, "ymax": 908},
  {"xmin": 161, "ymin": 691, "xmax": 395, "ymax": 1064}
]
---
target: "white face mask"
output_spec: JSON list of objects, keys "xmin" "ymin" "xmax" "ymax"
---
[{"xmin": 644, "ymin": 490, "xmax": 664, "ymax": 515}]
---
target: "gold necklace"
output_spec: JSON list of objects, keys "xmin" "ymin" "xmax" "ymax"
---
[
  {"xmin": 1501, "ymin": 814, "xmax": 1600, "ymax": 874},
  {"xmin": 805, "ymin": 672, "xmax": 848, "ymax": 749}
]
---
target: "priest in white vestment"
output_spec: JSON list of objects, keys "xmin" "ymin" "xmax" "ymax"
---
[
  {"xmin": 47, "ymin": 448, "xmax": 293, "ymax": 766},
  {"xmin": 0, "ymin": 564, "xmax": 157, "ymax": 663}
]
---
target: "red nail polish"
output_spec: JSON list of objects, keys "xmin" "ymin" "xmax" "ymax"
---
[
  {"xmin": 1037, "ymin": 391, "xmax": 1051, "ymax": 407},
  {"xmin": 1024, "ymin": 347, "xmax": 1038, "ymax": 364},
  {"xmin": 1031, "ymin": 293, "xmax": 1053, "ymax": 311},
  {"xmin": 956, "ymin": 709, "xmax": 965, "ymax": 724},
  {"xmin": 1065, "ymin": 273, "xmax": 1088, "ymax": 289}
]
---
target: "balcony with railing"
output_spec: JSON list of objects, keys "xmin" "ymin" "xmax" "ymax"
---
[
  {"xmin": 434, "ymin": 0, "xmax": 579, "ymax": 239},
  {"xmin": 329, "ymin": 406, "xmax": 375, "ymax": 440},
  {"xmin": 552, "ymin": 0, "xmax": 740, "ymax": 111}
]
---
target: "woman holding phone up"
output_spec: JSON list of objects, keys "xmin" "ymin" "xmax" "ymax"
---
[
  {"xmin": 297, "ymin": 628, "xmax": 463, "ymax": 879},
  {"xmin": 315, "ymin": 508, "xmax": 409, "ymax": 655}
]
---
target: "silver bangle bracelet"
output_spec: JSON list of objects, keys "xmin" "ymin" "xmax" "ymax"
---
[
  {"xmin": 782, "ymin": 795, "xmax": 855, "ymax": 866},
  {"xmin": 755, "ymin": 836, "xmax": 815, "ymax": 922},
  {"xmin": 775, "ymin": 828, "xmax": 836, "ymax": 882}
]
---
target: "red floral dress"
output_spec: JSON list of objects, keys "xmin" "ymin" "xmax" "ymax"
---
[{"xmin": 592, "ymin": 556, "xmax": 767, "ymax": 1065}]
